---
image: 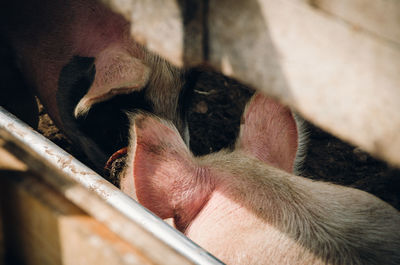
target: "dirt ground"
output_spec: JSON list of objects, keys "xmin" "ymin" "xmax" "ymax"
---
[{"xmin": 33, "ymin": 69, "xmax": 400, "ymax": 211}]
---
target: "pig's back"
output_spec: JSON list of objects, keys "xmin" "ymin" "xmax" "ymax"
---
[
  {"xmin": 194, "ymin": 154, "xmax": 400, "ymax": 264},
  {"xmin": 185, "ymin": 189, "xmax": 328, "ymax": 265}
]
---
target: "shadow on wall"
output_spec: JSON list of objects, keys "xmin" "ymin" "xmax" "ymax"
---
[{"xmin": 178, "ymin": 0, "xmax": 293, "ymax": 102}]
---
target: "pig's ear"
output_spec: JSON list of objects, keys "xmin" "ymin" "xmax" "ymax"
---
[
  {"xmin": 124, "ymin": 113, "xmax": 195, "ymax": 219},
  {"xmin": 236, "ymin": 93, "xmax": 299, "ymax": 173},
  {"xmin": 74, "ymin": 45, "xmax": 151, "ymax": 117}
]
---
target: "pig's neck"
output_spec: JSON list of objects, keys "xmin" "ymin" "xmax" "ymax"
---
[
  {"xmin": 210, "ymin": 152, "xmax": 325, "ymax": 236},
  {"xmin": 173, "ymin": 166, "xmax": 216, "ymax": 232},
  {"xmin": 144, "ymin": 56, "xmax": 185, "ymax": 134}
]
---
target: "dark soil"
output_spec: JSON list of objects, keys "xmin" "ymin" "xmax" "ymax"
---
[{"xmin": 5, "ymin": 68, "xmax": 399, "ymax": 210}]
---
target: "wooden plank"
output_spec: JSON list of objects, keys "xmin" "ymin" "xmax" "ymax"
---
[
  {"xmin": 129, "ymin": 0, "xmax": 204, "ymax": 67},
  {"xmin": 0, "ymin": 172, "xmax": 154, "ymax": 265},
  {"xmin": 100, "ymin": 0, "xmax": 205, "ymax": 67},
  {"xmin": 207, "ymin": 0, "xmax": 400, "ymax": 166},
  {"xmin": 0, "ymin": 145, "xmax": 22, "ymax": 265},
  {"xmin": 0, "ymin": 192, "xmax": 4, "ymax": 265},
  {"xmin": 99, "ymin": 0, "xmax": 133, "ymax": 21},
  {"xmin": 0, "ymin": 143, "xmax": 27, "ymax": 171},
  {"xmin": 311, "ymin": 0, "xmax": 400, "ymax": 45}
]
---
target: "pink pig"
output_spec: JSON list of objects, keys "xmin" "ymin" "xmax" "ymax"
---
[
  {"xmin": 120, "ymin": 93, "xmax": 400, "ymax": 264},
  {"xmin": 1, "ymin": 0, "xmax": 185, "ymax": 170}
]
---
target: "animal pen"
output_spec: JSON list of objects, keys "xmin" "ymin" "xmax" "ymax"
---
[{"xmin": 1, "ymin": 0, "xmax": 399, "ymax": 264}]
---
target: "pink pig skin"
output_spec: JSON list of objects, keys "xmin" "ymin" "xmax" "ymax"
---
[
  {"xmin": 123, "ymin": 93, "xmax": 400, "ymax": 265},
  {"xmin": 1, "ymin": 0, "xmax": 149, "ymax": 128},
  {"xmin": 1, "ymin": 0, "xmax": 187, "ymax": 171}
]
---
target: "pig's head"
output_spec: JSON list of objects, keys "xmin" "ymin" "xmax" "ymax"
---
[
  {"xmin": 25, "ymin": 0, "xmax": 190, "ymax": 172},
  {"xmin": 3, "ymin": 0, "xmax": 191, "ymax": 173},
  {"xmin": 120, "ymin": 92, "xmax": 303, "ymax": 226},
  {"xmin": 123, "ymin": 93, "xmax": 400, "ymax": 265},
  {"xmin": 57, "ymin": 46, "xmax": 190, "ymax": 173},
  {"xmin": 71, "ymin": 42, "xmax": 189, "ymax": 135},
  {"xmin": 121, "ymin": 112, "xmax": 215, "ymax": 229}
]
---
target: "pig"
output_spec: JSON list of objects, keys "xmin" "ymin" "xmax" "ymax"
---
[
  {"xmin": 119, "ymin": 93, "xmax": 400, "ymax": 264},
  {"xmin": 0, "ymin": 38, "xmax": 39, "ymax": 128},
  {"xmin": 0, "ymin": 0, "xmax": 189, "ymax": 172}
]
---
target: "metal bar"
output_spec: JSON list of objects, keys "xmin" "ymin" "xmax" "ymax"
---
[{"xmin": 0, "ymin": 106, "xmax": 223, "ymax": 265}]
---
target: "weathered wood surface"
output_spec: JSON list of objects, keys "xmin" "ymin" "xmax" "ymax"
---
[
  {"xmin": 100, "ymin": 0, "xmax": 205, "ymax": 67},
  {"xmin": 0, "ymin": 172, "xmax": 153, "ymax": 265},
  {"xmin": 130, "ymin": 0, "xmax": 204, "ymax": 67},
  {"xmin": 0, "ymin": 146, "xmax": 196, "ymax": 265},
  {"xmin": 104, "ymin": 0, "xmax": 400, "ymax": 166},
  {"xmin": 208, "ymin": 0, "xmax": 400, "ymax": 166},
  {"xmin": 311, "ymin": 0, "xmax": 400, "ymax": 45},
  {"xmin": 99, "ymin": 0, "xmax": 133, "ymax": 20},
  {"xmin": 0, "ymin": 145, "xmax": 24, "ymax": 265},
  {"xmin": 0, "ymin": 182, "xmax": 3, "ymax": 265},
  {"xmin": 0, "ymin": 141, "xmax": 27, "ymax": 171},
  {"xmin": 0, "ymin": 147, "xmax": 152, "ymax": 265}
]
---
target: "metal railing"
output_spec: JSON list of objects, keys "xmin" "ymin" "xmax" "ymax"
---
[{"xmin": 0, "ymin": 106, "xmax": 224, "ymax": 265}]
